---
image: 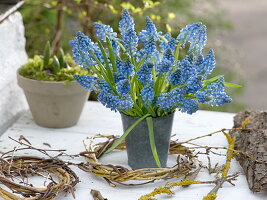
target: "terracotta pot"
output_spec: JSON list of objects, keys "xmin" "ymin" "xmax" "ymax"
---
[
  {"xmin": 17, "ymin": 71, "xmax": 90, "ymax": 128},
  {"xmin": 121, "ymin": 112, "xmax": 175, "ymax": 169}
]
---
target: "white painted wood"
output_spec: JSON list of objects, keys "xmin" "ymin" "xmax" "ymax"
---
[{"xmin": 0, "ymin": 102, "xmax": 266, "ymax": 200}]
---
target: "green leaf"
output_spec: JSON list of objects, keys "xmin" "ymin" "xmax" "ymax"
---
[
  {"xmin": 43, "ymin": 41, "xmax": 51, "ymax": 68},
  {"xmin": 117, "ymin": 41, "xmax": 126, "ymax": 51},
  {"xmin": 174, "ymin": 42, "xmax": 181, "ymax": 67},
  {"xmin": 158, "ymin": 35, "xmax": 168, "ymax": 43},
  {"xmin": 97, "ymin": 41, "xmax": 114, "ymax": 82},
  {"xmin": 137, "ymin": 57, "xmax": 146, "ymax": 70},
  {"xmin": 106, "ymin": 37, "xmax": 117, "ymax": 72},
  {"xmin": 204, "ymin": 75, "xmax": 224, "ymax": 85},
  {"xmin": 224, "ymin": 82, "xmax": 242, "ymax": 88},
  {"xmin": 58, "ymin": 48, "xmax": 65, "ymax": 69},
  {"xmin": 105, "ymin": 114, "xmax": 151, "ymax": 154},
  {"xmin": 146, "ymin": 117, "xmax": 161, "ymax": 168},
  {"xmin": 52, "ymin": 55, "xmax": 60, "ymax": 73},
  {"xmin": 89, "ymin": 50, "xmax": 108, "ymax": 77}
]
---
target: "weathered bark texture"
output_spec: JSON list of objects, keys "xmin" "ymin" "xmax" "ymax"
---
[{"xmin": 231, "ymin": 110, "xmax": 267, "ymax": 192}]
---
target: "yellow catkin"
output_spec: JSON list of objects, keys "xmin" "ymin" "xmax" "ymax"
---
[
  {"xmin": 138, "ymin": 196, "xmax": 156, "ymax": 200},
  {"xmin": 241, "ymin": 118, "xmax": 251, "ymax": 128},
  {"xmin": 166, "ymin": 179, "xmax": 201, "ymax": 187},
  {"xmin": 221, "ymin": 132, "xmax": 237, "ymax": 177},
  {"xmin": 202, "ymin": 193, "xmax": 217, "ymax": 200},
  {"xmin": 147, "ymin": 187, "xmax": 173, "ymax": 197}
]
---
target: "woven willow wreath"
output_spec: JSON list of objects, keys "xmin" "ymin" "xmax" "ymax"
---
[
  {"xmin": 80, "ymin": 135, "xmax": 198, "ymax": 186},
  {"xmin": 0, "ymin": 156, "xmax": 79, "ymax": 200}
]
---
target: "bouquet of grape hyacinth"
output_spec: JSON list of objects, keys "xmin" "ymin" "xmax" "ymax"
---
[
  {"xmin": 70, "ymin": 10, "xmax": 234, "ymax": 165},
  {"xmin": 70, "ymin": 10, "xmax": 232, "ymax": 117}
]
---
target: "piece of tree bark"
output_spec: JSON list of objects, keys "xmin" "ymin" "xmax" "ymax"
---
[{"xmin": 231, "ymin": 110, "xmax": 267, "ymax": 192}]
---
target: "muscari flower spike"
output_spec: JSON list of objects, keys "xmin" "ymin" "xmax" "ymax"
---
[
  {"xmin": 119, "ymin": 9, "xmax": 138, "ymax": 55},
  {"xmin": 195, "ymin": 77, "xmax": 232, "ymax": 106},
  {"xmin": 163, "ymin": 49, "xmax": 175, "ymax": 65},
  {"xmin": 73, "ymin": 75, "xmax": 99, "ymax": 92},
  {"xmin": 116, "ymin": 58, "xmax": 134, "ymax": 78},
  {"xmin": 202, "ymin": 49, "xmax": 216, "ymax": 79},
  {"xmin": 179, "ymin": 58, "xmax": 197, "ymax": 84},
  {"xmin": 156, "ymin": 59, "xmax": 173, "ymax": 73},
  {"xmin": 137, "ymin": 17, "xmax": 158, "ymax": 60},
  {"xmin": 137, "ymin": 62, "xmax": 154, "ymax": 84},
  {"xmin": 98, "ymin": 89, "xmax": 120, "ymax": 111},
  {"xmin": 185, "ymin": 75, "xmax": 204, "ymax": 94},
  {"xmin": 119, "ymin": 9, "xmax": 135, "ymax": 34},
  {"xmin": 116, "ymin": 79, "xmax": 130, "ymax": 95},
  {"xmin": 168, "ymin": 69, "xmax": 182, "ymax": 86},
  {"xmin": 69, "ymin": 32, "xmax": 98, "ymax": 68},
  {"xmin": 141, "ymin": 81, "xmax": 155, "ymax": 105},
  {"xmin": 159, "ymin": 33, "xmax": 177, "ymax": 52},
  {"xmin": 178, "ymin": 99, "xmax": 199, "ymax": 114},
  {"xmin": 156, "ymin": 88, "xmax": 185, "ymax": 111},
  {"xmin": 93, "ymin": 22, "xmax": 117, "ymax": 41},
  {"xmin": 177, "ymin": 22, "xmax": 207, "ymax": 54},
  {"xmin": 118, "ymin": 94, "xmax": 134, "ymax": 110}
]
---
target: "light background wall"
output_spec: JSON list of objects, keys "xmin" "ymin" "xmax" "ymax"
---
[{"xmin": 0, "ymin": 12, "xmax": 28, "ymax": 134}]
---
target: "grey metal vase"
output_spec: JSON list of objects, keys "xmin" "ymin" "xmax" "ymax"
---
[{"xmin": 121, "ymin": 112, "xmax": 175, "ymax": 169}]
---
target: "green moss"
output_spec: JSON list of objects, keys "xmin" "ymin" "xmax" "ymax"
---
[{"xmin": 19, "ymin": 55, "xmax": 89, "ymax": 81}]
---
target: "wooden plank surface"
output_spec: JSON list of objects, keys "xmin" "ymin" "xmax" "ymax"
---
[{"xmin": 0, "ymin": 102, "xmax": 266, "ymax": 200}]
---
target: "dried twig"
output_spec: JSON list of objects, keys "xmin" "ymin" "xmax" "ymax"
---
[{"xmin": 138, "ymin": 129, "xmax": 241, "ymax": 200}]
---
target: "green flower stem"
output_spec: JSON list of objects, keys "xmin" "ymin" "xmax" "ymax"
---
[
  {"xmin": 146, "ymin": 117, "xmax": 161, "ymax": 168},
  {"xmin": 106, "ymin": 37, "xmax": 117, "ymax": 72},
  {"xmin": 117, "ymin": 41, "xmax": 126, "ymax": 52},
  {"xmin": 137, "ymin": 57, "xmax": 146, "ymax": 70},
  {"xmin": 158, "ymin": 35, "xmax": 168, "ymax": 43},
  {"xmin": 97, "ymin": 41, "xmax": 114, "ymax": 83},
  {"xmin": 130, "ymin": 75, "xmax": 144, "ymax": 116},
  {"xmin": 148, "ymin": 105, "xmax": 157, "ymax": 117},
  {"xmin": 174, "ymin": 43, "xmax": 181, "ymax": 68},
  {"xmin": 105, "ymin": 113, "xmax": 151, "ymax": 154},
  {"xmin": 154, "ymin": 74, "xmax": 163, "ymax": 95},
  {"xmin": 158, "ymin": 73, "xmax": 168, "ymax": 93}
]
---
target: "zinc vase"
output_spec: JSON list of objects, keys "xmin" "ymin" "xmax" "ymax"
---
[{"xmin": 121, "ymin": 112, "xmax": 175, "ymax": 169}]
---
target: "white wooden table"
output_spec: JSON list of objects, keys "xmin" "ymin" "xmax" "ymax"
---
[{"xmin": 0, "ymin": 102, "xmax": 266, "ymax": 200}]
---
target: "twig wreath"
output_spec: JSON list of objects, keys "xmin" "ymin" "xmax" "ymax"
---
[
  {"xmin": 79, "ymin": 134, "xmax": 199, "ymax": 186},
  {"xmin": 0, "ymin": 157, "xmax": 79, "ymax": 200}
]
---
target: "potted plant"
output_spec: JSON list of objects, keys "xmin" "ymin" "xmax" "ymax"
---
[
  {"xmin": 17, "ymin": 42, "xmax": 90, "ymax": 128},
  {"xmin": 70, "ymin": 10, "xmax": 235, "ymax": 169}
]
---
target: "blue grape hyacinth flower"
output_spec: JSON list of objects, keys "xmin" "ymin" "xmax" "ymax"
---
[
  {"xmin": 156, "ymin": 88, "xmax": 185, "ymax": 111},
  {"xmin": 119, "ymin": 9, "xmax": 138, "ymax": 55},
  {"xmin": 118, "ymin": 94, "xmax": 134, "ymax": 110},
  {"xmin": 69, "ymin": 32, "xmax": 100, "ymax": 68},
  {"xmin": 141, "ymin": 81, "xmax": 155, "ymax": 105},
  {"xmin": 116, "ymin": 58, "xmax": 134, "ymax": 78},
  {"xmin": 179, "ymin": 99, "xmax": 199, "ymax": 114},
  {"xmin": 137, "ymin": 62, "xmax": 154, "ymax": 84},
  {"xmin": 93, "ymin": 22, "xmax": 117, "ymax": 41},
  {"xmin": 177, "ymin": 22, "xmax": 207, "ymax": 54},
  {"xmin": 116, "ymin": 79, "xmax": 131, "ymax": 95},
  {"xmin": 73, "ymin": 75, "xmax": 99, "ymax": 92},
  {"xmin": 195, "ymin": 77, "xmax": 232, "ymax": 106}
]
